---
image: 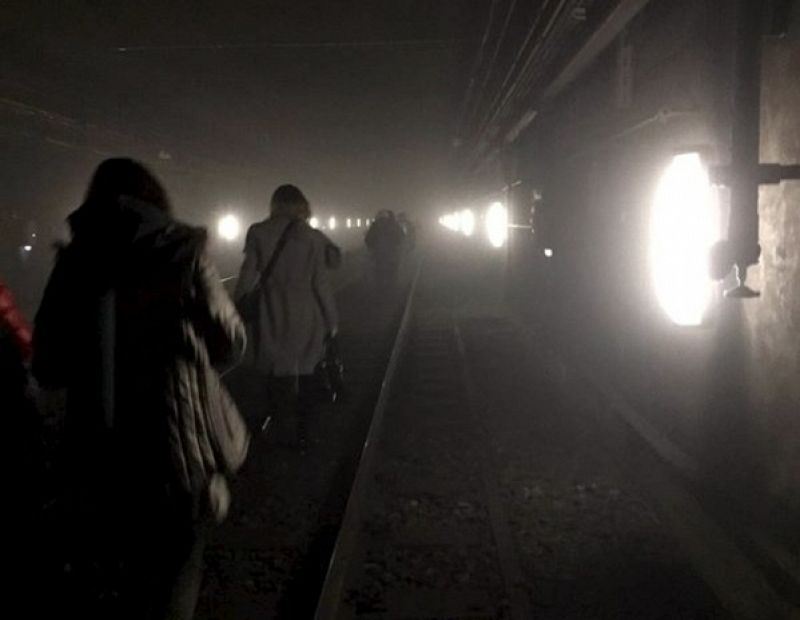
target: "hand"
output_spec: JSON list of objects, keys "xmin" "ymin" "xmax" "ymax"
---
[{"xmin": 207, "ymin": 473, "xmax": 231, "ymax": 524}]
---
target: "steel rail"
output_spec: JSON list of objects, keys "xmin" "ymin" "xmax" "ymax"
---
[
  {"xmin": 452, "ymin": 318, "xmax": 533, "ymax": 620},
  {"xmin": 313, "ymin": 258, "xmax": 423, "ymax": 620}
]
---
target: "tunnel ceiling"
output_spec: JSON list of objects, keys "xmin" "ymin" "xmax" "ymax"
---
[
  {"xmin": 0, "ymin": 0, "xmax": 636, "ymax": 214},
  {"xmin": 0, "ymin": 0, "xmax": 488, "ymax": 214}
]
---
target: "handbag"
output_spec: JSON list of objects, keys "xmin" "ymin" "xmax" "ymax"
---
[
  {"xmin": 167, "ymin": 333, "xmax": 250, "ymax": 496},
  {"xmin": 312, "ymin": 334, "xmax": 345, "ymax": 403},
  {"xmin": 237, "ymin": 219, "xmax": 298, "ymax": 322}
]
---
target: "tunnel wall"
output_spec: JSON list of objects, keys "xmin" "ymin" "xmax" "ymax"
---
[{"xmin": 511, "ymin": 0, "xmax": 800, "ymax": 550}]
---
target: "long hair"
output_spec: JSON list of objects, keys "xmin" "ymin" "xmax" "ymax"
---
[
  {"xmin": 85, "ymin": 158, "xmax": 172, "ymax": 213},
  {"xmin": 270, "ymin": 184, "xmax": 309, "ymax": 219}
]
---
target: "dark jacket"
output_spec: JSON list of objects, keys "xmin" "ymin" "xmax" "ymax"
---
[
  {"xmin": 365, "ymin": 216, "xmax": 405, "ymax": 261},
  {"xmin": 33, "ymin": 197, "xmax": 248, "ymax": 495}
]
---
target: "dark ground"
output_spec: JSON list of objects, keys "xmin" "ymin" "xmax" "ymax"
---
[
  {"xmin": 329, "ymin": 243, "xmax": 731, "ymax": 619},
  {"xmin": 28, "ymin": 243, "xmax": 731, "ymax": 618},
  {"xmin": 196, "ymin": 269, "xmax": 408, "ymax": 619}
]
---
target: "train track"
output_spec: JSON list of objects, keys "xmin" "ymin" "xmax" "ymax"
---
[
  {"xmin": 200, "ymin": 247, "xmax": 729, "ymax": 619},
  {"xmin": 196, "ymin": 266, "xmax": 414, "ymax": 619},
  {"xmin": 315, "ymin": 260, "xmax": 532, "ymax": 619},
  {"xmin": 311, "ymin": 251, "xmax": 729, "ymax": 619}
]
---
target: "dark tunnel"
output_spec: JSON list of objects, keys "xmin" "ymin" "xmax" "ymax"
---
[{"xmin": 2, "ymin": 1, "xmax": 800, "ymax": 618}]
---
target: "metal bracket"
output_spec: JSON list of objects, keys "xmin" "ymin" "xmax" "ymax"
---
[
  {"xmin": 711, "ymin": 163, "xmax": 800, "ymax": 186},
  {"xmin": 710, "ymin": 162, "xmax": 800, "ymax": 298}
]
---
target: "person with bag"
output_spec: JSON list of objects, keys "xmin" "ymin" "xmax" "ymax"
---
[
  {"xmin": 32, "ymin": 158, "xmax": 248, "ymax": 620},
  {"xmin": 235, "ymin": 184, "xmax": 338, "ymax": 450}
]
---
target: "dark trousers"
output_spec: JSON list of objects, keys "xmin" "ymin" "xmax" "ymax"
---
[
  {"xmin": 50, "ymin": 475, "xmax": 207, "ymax": 620},
  {"xmin": 265, "ymin": 375, "xmax": 310, "ymax": 446}
]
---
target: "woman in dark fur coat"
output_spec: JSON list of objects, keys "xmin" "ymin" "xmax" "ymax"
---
[{"xmin": 33, "ymin": 158, "xmax": 248, "ymax": 619}]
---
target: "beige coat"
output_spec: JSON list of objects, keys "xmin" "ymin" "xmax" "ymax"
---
[{"xmin": 235, "ymin": 215, "xmax": 338, "ymax": 376}]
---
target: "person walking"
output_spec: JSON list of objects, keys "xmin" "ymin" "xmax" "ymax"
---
[
  {"xmin": 235, "ymin": 184, "xmax": 338, "ymax": 449},
  {"xmin": 33, "ymin": 158, "xmax": 248, "ymax": 620},
  {"xmin": 365, "ymin": 210, "xmax": 406, "ymax": 290}
]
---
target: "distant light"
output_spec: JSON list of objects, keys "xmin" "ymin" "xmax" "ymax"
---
[
  {"xmin": 309, "ymin": 216, "xmax": 320, "ymax": 229},
  {"xmin": 650, "ymin": 152, "xmax": 720, "ymax": 326},
  {"xmin": 217, "ymin": 214, "xmax": 241, "ymax": 242},
  {"xmin": 460, "ymin": 209, "xmax": 476, "ymax": 237},
  {"xmin": 439, "ymin": 213, "xmax": 460, "ymax": 232},
  {"xmin": 346, "ymin": 218, "xmax": 352, "ymax": 229},
  {"xmin": 356, "ymin": 218, "xmax": 362, "ymax": 228},
  {"xmin": 485, "ymin": 202, "xmax": 508, "ymax": 248},
  {"xmin": 328, "ymin": 216, "xmax": 337, "ymax": 230},
  {"xmin": 22, "ymin": 245, "xmax": 32, "ymax": 252},
  {"xmin": 544, "ymin": 248, "xmax": 554, "ymax": 258}
]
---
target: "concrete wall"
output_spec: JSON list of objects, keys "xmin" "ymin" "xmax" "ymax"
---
[
  {"xmin": 510, "ymin": 0, "xmax": 800, "ymax": 553},
  {"xmin": 748, "ymin": 28, "xmax": 800, "ymax": 519}
]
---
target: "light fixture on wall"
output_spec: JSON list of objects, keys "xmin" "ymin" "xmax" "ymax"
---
[
  {"xmin": 485, "ymin": 202, "xmax": 508, "ymax": 248},
  {"xmin": 460, "ymin": 209, "xmax": 476, "ymax": 237},
  {"xmin": 650, "ymin": 152, "xmax": 721, "ymax": 326}
]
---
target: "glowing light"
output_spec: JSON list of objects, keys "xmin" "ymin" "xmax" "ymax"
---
[
  {"xmin": 485, "ymin": 202, "xmax": 508, "ymax": 248},
  {"xmin": 346, "ymin": 218, "xmax": 352, "ymax": 229},
  {"xmin": 309, "ymin": 217, "xmax": 320, "ymax": 229},
  {"xmin": 328, "ymin": 217, "xmax": 337, "ymax": 230},
  {"xmin": 356, "ymin": 218, "xmax": 362, "ymax": 228},
  {"xmin": 460, "ymin": 209, "xmax": 476, "ymax": 237},
  {"xmin": 217, "ymin": 214, "xmax": 241, "ymax": 242},
  {"xmin": 544, "ymin": 248, "xmax": 553, "ymax": 258},
  {"xmin": 22, "ymin": 245, "xmax": 32, "ymax": 252},
  {"xmin": 650, "ymin": 152, "xmax": 720, "ymax": 326},
  {"xmin": 439, "ymin": 213, "xmax": 460, "ymax": 232}
]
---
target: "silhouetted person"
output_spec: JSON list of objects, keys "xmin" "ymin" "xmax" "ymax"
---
[
  {"xmin": 33, "ymin": 158, "xmax": 248, "ymax": 620},
  {"xmin": 365, "ymin": 210, "xmax": 406, "ymax": 289},
  {"xmin": 396, "ymin": 212, "xmax": 417, "ymax": 252},
  {"xmin": 0, "ymin": 278, "xmax": 40, "ymax": 609},
  {"xmin": 235, "ymin": 184, "xmax": 338, "ymax": 449}
]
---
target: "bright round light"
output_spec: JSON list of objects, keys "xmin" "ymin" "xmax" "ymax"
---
[
  {"xmin": 309, "ymin": 216, "xmax": 320, "ymax": 229},
  {"xmin": 485, "ymin": 202, "xmax": 508, "ymax": 248},
  {"xmin": 650, "ymin": 153, "xmax": 720, "ymax": 326},
  {"xmin": 460, "ymin": 209, "xmax": 476, "ymax": 237},
  {"xmin": 217, "ymin": 214, "xmax": 241, "ymax": 242},
  {"xmin": 328, "ymin": 216, "xmax": 337, "ymax": 230},
  {"xmin": 544, "ymin": 248, "xmax": 554, "ymax": 258}
]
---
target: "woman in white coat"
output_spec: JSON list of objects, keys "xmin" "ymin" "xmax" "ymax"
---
[{"xmin": 235, "ymin": 185, "xmax": 338, "ymax": 448}]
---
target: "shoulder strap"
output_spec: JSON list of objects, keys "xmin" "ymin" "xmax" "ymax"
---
[{"xmin": 259, "ymin": 219, "xmax": 299, "ymax": 285}]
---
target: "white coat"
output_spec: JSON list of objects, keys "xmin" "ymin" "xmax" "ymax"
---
[{"xmin": 235, "ymin": 215, "xmax": 338, "ymax": 376}]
